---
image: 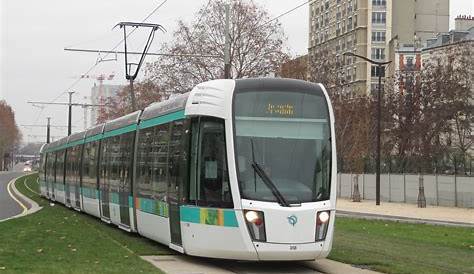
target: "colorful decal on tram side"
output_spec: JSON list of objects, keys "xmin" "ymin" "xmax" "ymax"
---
[
  {"xmin": 135, "ymin": 197, "xmax": 169, "ymax": 218},
  {"xmin": 180, "ymin": 206, "xmax": 239, "ymax": 227}
]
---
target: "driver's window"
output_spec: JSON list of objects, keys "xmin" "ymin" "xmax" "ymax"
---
[{"xmin": 189, "ymin": 118, "xmax": 233, "ymax": 208}]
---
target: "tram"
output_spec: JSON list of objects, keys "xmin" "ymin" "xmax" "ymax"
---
[{"xmin": 39, "ymin": 78, "xmax": 337, "ymax": 261}]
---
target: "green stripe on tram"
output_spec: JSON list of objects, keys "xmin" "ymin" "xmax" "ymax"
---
[
  {"xmin": 103, "ymin": 124, "xmax": 138, "ymax": 139},
  {"xmin": 139, "ymin": 110, "xmax": 186, "ymax": 129},
  {"xmin": 84, "ymin": 134, "xmax": 102, "ymax": 144},
  {"xmin": 180, "ymin": 206, "xmax": 239, "ymax": 227}
]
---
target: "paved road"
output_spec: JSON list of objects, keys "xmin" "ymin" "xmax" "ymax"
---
[{"xmin": 0, "ymin": 165, "xmax": 26, "ymax": 221}]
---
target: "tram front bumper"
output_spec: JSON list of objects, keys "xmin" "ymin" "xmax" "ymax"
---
[{"xmin": 252, "ymin": 241, "xmax": 329, "ymax": 261}]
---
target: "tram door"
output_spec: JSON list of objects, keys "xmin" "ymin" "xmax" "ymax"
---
[
  {"xmin": 168, "ymin": 120, "xmax": 186, "ymax": 246},
  {"xmin": 45, "ymin": 155, "xmax": 50, "ymax": 197},
  {"xmin": 65, "ymin": 150, "xmax": 71, "ymax": 206},
  {"xmin": 52, "ymin": 153, "xmax": 57, "ymax": 199},
  {"xmin": 100, "ymin": 140, "xmax": 110, "ymax": 220},
  {"xmin": 74, "ymin": 148, "xmax": 81, "ymax": 209}
]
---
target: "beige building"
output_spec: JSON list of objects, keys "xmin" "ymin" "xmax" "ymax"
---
[{"xmin": 308, "ymin": 0, "xmax": 449, "ymax": 96}]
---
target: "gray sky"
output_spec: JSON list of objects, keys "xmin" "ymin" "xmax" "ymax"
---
[{"xmin": 1, "ymin": 0, "xmax": 473, "ymax": 143}]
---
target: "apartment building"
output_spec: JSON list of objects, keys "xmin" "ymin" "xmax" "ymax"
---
[{"xmin": 308, "ymin": 0, "xmax": 449, "ymax": 96}]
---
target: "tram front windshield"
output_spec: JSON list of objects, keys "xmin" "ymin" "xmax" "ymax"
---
[{"xmin": 234, "ymin": 89, "xmax": 331, "ymax": 204}]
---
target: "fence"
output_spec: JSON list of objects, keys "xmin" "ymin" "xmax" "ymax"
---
[{"xmin": 337, "ymin": 173, "xmax": 474, "ymax": 208}]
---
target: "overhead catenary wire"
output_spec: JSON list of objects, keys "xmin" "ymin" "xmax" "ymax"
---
[{"xmin": 32, "ymin": 0, "xmax": 169, "ymax": 126}]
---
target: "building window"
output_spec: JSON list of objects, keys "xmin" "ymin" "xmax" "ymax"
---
[
  {"xmin": 347, "ymin": 17, "xmax": 353, "ymax": 31},
  {"xmin": 371, "ymin": 65, "xmax": 385, "ymax": 77},
  {"xmin": 372, "ymin": 31, "xmax": 386, "ymax": 42},
  {"xmin": 372, "ymin": 0, "xmax": 386, "ymax": 6},
  {"xmin": 371, "ymin": 48, "xmax": 385, "ymax": 60},
  {"xmin": 372, "ymin": 12, "xmax": 386, "ymax": 24}
]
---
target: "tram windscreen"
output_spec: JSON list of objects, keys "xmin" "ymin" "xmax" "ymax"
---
[{"xmin": 233, "ymin": 89, "xmax": 331, "ymax": 203}]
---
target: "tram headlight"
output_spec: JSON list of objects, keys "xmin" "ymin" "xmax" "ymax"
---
[
  {"xmin": 316, "ymin": 211, "xmax": 330, "ymax": 241},
  {"xmin": 244, "ymin": 210, "xmax": 266, "ymax": 242}
]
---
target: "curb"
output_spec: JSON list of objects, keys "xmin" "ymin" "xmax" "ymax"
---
[
  {"xmin": 336, "ymin": 210, "xmax": 474, "ymax": 228},
  {"xmin": 0, "ymin": 174, "xmax": 42, "ymax": 223}
]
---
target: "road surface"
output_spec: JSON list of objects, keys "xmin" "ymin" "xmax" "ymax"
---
[{"xmin": 0, "ymin": 164, "xmax": 26, "ymax": 221}]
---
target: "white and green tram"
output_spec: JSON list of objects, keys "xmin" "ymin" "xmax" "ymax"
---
[{"xmin": 39, "ymin": 78, "xmax": 337, "ymax": 261}]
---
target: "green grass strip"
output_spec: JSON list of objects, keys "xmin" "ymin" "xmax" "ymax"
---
[
  {"xmin": 329, "ymin": 217, "xmax": 474, "ymax": 274},
  {"xmin": 0, "ymin": 173, "xmax": 171, "ymax": 274}
]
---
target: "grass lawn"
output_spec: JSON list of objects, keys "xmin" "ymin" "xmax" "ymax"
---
[
  {"xmin": 0, "ymin": 174, "xmax": 172, "ymax": 274},
  {"xmin": 1, "ymin": 173, "xmax": 472, "ymax": 274},
  {"xmin": 329, "ymin": 217, "xmax": 474, "ymax": 274}
]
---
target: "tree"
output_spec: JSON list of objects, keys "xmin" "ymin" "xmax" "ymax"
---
[
  {"xmin": 146, "ymin": 0, "xmax": 289, "ymax": 94},
  {"xmin": 279, "ymin": 55, "xmax": 308, "ymax": 80},
  {"xmin": 0, "ymin": 100, "xmax": 21, "ymax": 170},
  {"xmin": 383, "ymin": 42, "xmax": 473, "ymax": 174},
  {"xmin": 309, "ymin": 47, "xmax": 374, "ymax": 173},
  {"xmin": 96, "ymin": 80, "xmax": 163, "ymax": 123}
]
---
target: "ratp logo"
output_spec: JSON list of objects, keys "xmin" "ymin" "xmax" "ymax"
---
[{"xmin": 287, "ymin": 215, "xmax": 298, "ymax": 226}]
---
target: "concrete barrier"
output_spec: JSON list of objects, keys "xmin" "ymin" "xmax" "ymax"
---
[{"xmin": 337, "ymin": 173, "xmax": 474, "ymax": 208}]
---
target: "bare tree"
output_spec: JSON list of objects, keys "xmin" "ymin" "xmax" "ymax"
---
[
  {"xmin": 383, "ymin": 42, "xmax": 473, "ymax": 174},
  {"xmin": 146, "ymin": 0, "xmax": 289, "ymax": 94},
  {"xmin": 309, "ymin": 47, "xmax": 373, "ymax": 173},
  {"xmin": 97, "ymin": 80, "xmax": 163, "ymax": 123},
  {"xmin": 279, "ymin": 55, "xmax": 308, "ymax": 80}
]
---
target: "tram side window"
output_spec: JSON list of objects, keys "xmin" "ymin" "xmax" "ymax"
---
[
  {"xmin": 104, "ymin": 136, "xmax": 119, "ymax": 193},
  {"xmin": 56, "ymin": 151, "xmax": 65, "ymax": 183},
  {"xmin": 137, "ymin": 124, "xmax": 169, "ymax": 200},
  {"xmin": 65, "ymin": 148, "xmax": 74, "ymax": 185},
  {"xmin": 82, "ymin": 141, "xmax": 99, "ymax": 193},
  {"xmin": 189, "ymin": 118, "xmax": 232, "ymax": 208},
  {"xmin": 119, "ymin": 132, "xmax": 134, "ymax": 193},
  {"xmin": 99, "ymin": 139, "xmax": 109, "ymax": 191},
  {"xmin": 105, "ymin": 136, "xmax": 121, "ymax": 193},
  {"xmin": 137, "ymin": 127, "xmax": 154, "ymax": 198},
  {"xmin": 39, "ymin": 153, "xmax": 46, "ymax": 181}
]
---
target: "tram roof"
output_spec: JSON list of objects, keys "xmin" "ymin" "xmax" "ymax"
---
[
  {"xmin": 234, "ymin": 78, "xmax": 324, "ymax": 95},
  {"xmin": 85, "ymin": 123, "xmax": 105, "ymax": 138},
  {"xmin": 141, "ymin": 92, "xmax": 190, "ymax": 121},
  {"xmin": 67, "ymin": 131, "xmax": 86, "ymax": 143},
  {"xmin": 103, "ymin": 110, "xmax": 141, "ymax": 133}
]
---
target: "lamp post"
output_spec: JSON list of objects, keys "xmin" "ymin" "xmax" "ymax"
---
[{"xmin": 343, "ymin": 52, "xmax": 391, "ymax": 206}]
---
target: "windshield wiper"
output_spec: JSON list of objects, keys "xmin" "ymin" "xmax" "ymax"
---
[{"xmin": 250, "ymin": 139, "xmax": 290, "ymax": 207}]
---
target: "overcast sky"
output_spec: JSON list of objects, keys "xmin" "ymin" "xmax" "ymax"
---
[{"xmin": 1, "ymin": 0, "xmax": 473, "ymax": 144}]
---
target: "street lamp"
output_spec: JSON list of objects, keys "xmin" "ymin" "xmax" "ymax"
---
[{"xmin": 343, "ymin": 51, "xmax": 391, "ymax": 206}]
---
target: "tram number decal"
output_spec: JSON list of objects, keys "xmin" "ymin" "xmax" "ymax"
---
[{"xmin": 289, "ymin": 245, "xmax": 297, "ymax": 250}]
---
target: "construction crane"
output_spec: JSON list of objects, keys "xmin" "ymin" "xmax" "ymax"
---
[{"xmin": 70, "ymin": 72, "xmax": 115, "ymax": 85}]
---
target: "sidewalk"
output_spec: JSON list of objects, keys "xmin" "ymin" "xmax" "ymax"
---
[
  {"xmin": 336, "ymin": 198, "xmax": 474, "ymax": 226},
  {"xmin": 142, "ymin": 255, "xmax": 381, "ymax": 274}
]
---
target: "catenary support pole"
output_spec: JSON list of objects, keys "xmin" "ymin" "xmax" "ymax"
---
[
  {"xmin": 68, "ymin": 91, "xmax": 74, "ymax": 136},
  {"xmin": 129, "ymin": 78, "xmax": 136, "ymax": 112},
  {"xmin": 375, "ymin": 64, "xmax": 382, "ymax": 205},
  {"xmin": 224, "ymin": 4, "xmax": 231, "ymax": 79},
  {"xmin": 46, "ymin": 117, "xmax": 51, "ymax": 144}
]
